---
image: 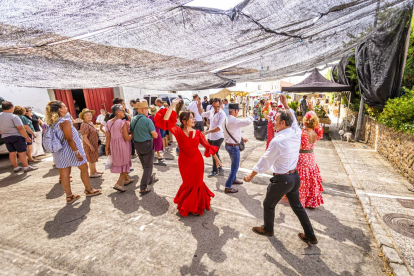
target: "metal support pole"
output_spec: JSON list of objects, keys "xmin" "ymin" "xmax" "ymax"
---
[
  {"xmin": 354, "ymin": 97, "xmax": 364, "ymax": 141},
  {"xmin": 337, "ymin": 92, "xmax": 342, "ymax": 127}
]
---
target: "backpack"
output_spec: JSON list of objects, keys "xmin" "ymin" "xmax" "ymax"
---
[{"xmin": 43, "ymin": 124, "xmax": 63, "ymax": 153}]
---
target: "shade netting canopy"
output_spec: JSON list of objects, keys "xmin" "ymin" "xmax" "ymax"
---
[
  {"xmin": 0, "ymin": 0, "xmax": 412, "ymax": 90},
  {"xmin": 282, "ymin": 68, "xmax": 352, "ymax": 92}
]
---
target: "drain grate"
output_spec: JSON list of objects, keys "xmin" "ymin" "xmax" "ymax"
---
[
  {"xmin": 397, "ymin": 199, "xmax": 414, "ymax": 209},
  {"xmin": 383, "ymin": 213, "xmax": 414, "ymax": 239}
]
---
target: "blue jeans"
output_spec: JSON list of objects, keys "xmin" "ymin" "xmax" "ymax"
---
[{"xmin": 225, "ymin": 144, "xmax": 240, "ymax": 189}]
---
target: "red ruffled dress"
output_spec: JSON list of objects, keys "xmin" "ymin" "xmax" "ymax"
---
[
  {"xmin": 266, "ymin": 110, "xmax": 277, "ymax": 150},
  {"xmin": 297, "ymin": 125, "xmax": 324, "ymax": 208},
  {"xmin": 155, "ymin": 109, "xmax": 218, "ymax": 216}
]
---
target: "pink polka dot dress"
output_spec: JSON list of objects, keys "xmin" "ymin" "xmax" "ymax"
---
[{"xmin": 297, "ymin": 125, "xmax": 324, "ymax": 208}]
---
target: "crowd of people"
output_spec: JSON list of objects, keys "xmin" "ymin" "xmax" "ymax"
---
[{"xmin": 0, "ymin": 92, "xmax": 324, "ymax": 244}]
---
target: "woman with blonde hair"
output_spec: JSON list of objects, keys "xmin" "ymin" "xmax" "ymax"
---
[
  {"xmin": 296, "ymin": 109, "xmax": 324, "ymax": 208},
  {"xmin": 46, "ymin": 101, "xmax": 102, "ymax": 204},
  {"xmin": 79, "ymin": 108, "xmax": 102, "ymax": 178}
]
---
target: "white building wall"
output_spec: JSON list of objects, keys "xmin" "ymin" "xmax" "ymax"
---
[{"xmin": 0, "ymin": 85, "xmax": 50, "ymax": 114}]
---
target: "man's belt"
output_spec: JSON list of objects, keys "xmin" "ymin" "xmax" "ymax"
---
[
  {"xmin": 299, "ymin": 149, "xmax": 313, "ymax": 153},
  {"xmin": 226, "ymin": 143, "xmax": 238, "ymax": 147},
  {"xmin": 273, "ymin": 169, "xmax": 296, "ymax": 176}
]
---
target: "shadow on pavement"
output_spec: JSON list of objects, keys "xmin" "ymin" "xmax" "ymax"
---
[
  {"xmin": 46, "ymin": 183, "xmax": 65, "ymax": 199},
  {"xmin": 179, "ymin": 210, "xmax": 239, "ymax": 276},
  {"xmin": 0, "ymin": 172, "xmax": 31, "ymax": 188},
  {"xmin": 265, "ymin": 237, "xmax": 349, "ymax": 276},
  {"xmin": 43, "ymin": 198, "xmax": 91, "ymax": 239},
  {"xmin": 309, "ymin": 207, "xmax": 371, "ymax": 252},
  {"xmin": 107, "ymin": 176, "xmax": 170, "ymax": 216},
  {"xmin": 42, "ymin": 167, "xmax": 60, "ymax": 179}
]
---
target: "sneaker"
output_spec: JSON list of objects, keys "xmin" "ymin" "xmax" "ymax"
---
[
  {"xmin": 24, "ymin": 166, "xmax": 38, "ymax": 172},
  {"xmin": 208, "ymin": 171, "xmax": 218, "ymax": 178},
  {"xmin": 14, "ymin": 167, "xmax": 23, "ymax": 173}
]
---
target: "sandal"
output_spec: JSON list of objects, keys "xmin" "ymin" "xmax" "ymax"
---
[
  {"xmin": 191, "ymin": 212, "xmax": 200, "ymax": 216},
  {"xmin": 84, "ymin": 188, "xmax": 102, "ymax": 197},
  {"xmin": 124, "ymin": 179, "xmax": 134, "ymax": 186},
  {"xmin": 139, "ymin": 187, "xmax": 151, "ymax": 195},
  {"xmin": 66, "ymin": 194, "xmax": 80, "ymax": 204},
  {"xmin": 113, "ymin": 185, "xmax": 126, "ymax": 192},
  {"xmin": 89, "ymin": 173, "xmax": 102, "ymax": 178},
  {"xmin": 96, "ymin": 171, "xmax": 104, "ymax": 175}
]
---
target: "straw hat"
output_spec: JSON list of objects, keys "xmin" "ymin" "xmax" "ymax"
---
[
  {"xmin": 149, "ymin": 105, "xmax": 157, "ymax": 115},
  {"xmin": 135, "ymin": 101, "xmax": 149, "ymax": 109},
  {"xmin": 79, "ymin": 108, "xmax": 95, "ymax": 120}
]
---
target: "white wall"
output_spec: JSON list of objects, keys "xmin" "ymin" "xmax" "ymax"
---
[{"xmin": 0, "ymin": 85, "xmax": 51, "ymax": 114}]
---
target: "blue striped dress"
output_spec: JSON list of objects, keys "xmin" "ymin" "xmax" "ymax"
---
[{"xmin": 53, "ymin": 116, "xmax": 87, "ymax": 169}]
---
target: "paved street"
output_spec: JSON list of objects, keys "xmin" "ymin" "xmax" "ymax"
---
[{"xmin": 0, "ymin": 126, "xmax": 387, "ymax": 275}]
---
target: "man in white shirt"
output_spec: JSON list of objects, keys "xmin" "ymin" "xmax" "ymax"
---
[
  {"xmin": 96, "ymin": 109, "xmax": 106, "ymax": 124},
  {"xmin": 244, "ymin": 95, "xmax": 317, "ymax": 244},
  {"xmin": 201, "ymin": 98, "xmax": 226, "ymax": 177},
  {"xmin": 223, "ymin": 103, "xmax": 254, "ymax": 193},
  {"xmin": 188, "ymin": 94, "xmax": 204, "ymax": 132}
]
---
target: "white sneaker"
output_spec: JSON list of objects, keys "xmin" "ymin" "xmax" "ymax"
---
[
  {"xmin": 14, "ymin": 167, "xmax": 23, "ymax": 173},
  {"xmin": 24, "ymin": 166, "xmax": 38, "ymax": 172}
]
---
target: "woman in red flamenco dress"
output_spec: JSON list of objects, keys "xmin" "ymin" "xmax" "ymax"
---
[
  {"xmin": 155, "ymin": 98, "xmax": 222, "ymax": 216},
  {"xmin": 297, "ymin": 110, "xmax": 324, "ymax": 208}
]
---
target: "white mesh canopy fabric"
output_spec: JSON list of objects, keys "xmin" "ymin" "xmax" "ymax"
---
[{"xmin": 0, "ymin": 0, "xmax": 412, "ymax": 90}]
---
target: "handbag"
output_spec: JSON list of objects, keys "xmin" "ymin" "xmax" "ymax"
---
[
  {"xmin": 224, "ymin": 119, "xmax": 245, "ymax": 151},
  {"xmin": 104, "ymin": 155, "xmax": 113, "ymax": 170}
]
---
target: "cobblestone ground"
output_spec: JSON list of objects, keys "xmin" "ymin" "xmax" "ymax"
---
[{"xmin": 0, "ymin": 126, "xmax": 386, "ymax": 275}]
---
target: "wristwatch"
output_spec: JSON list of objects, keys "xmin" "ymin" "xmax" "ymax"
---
[{"xmin": 74, "ymin": 150, "xmax": 80, "ymax": 155}]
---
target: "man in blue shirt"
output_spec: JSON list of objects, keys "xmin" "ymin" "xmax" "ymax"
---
[
  {"xmin": 130, "ymin": 101, "xmax": 159, "ymax": 195},
  {"xmin": 222, "ymin": 98, "xmax": 229, "ymax": 116}
]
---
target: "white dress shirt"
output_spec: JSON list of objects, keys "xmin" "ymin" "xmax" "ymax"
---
[
  {"xmin": 188, "ymin": 101, "xmax": 202, "ymax": 121},
  {"xmin": 224, "ymin": 115, "xmax": 254, "ymax": 144},
  {"xmin": 253, "ymin": 108, "xmax": 301, "ymax": 174},
  {"xmin": 96, "ymin": 114, "xmax": 105, "ymax": 124},
  {"xmin": 201, "ymin": 109, "xmax": 226, "ymax": 140}
]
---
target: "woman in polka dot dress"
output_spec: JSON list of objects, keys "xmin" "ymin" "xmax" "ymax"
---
[{"xmin": 297, "ymin": 110, "xmax": 324, "ymax": 208}]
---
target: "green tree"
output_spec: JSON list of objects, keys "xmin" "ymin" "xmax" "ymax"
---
[{"xmin": 401, "ymin": 11, "xmax": 414, "ymax": 89}]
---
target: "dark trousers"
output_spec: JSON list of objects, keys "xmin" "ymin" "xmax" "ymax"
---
[
  {"xmin": 263, "ymin": 171, "xmax": 315, "ymax": 238},
  {"xmin": 208, "ymin": 138, "xmax": 224, "ymax": 172},
  {"xmin": 134, "ymin": 140, "xmax": 155, "ymax": 190},
  {"xmin": 194, "ymin": 121, "xmax": 204, "ymax": 132},
  {"xmin": 131, "ymin": 140, "xmax": 137, "ymax": 155}
]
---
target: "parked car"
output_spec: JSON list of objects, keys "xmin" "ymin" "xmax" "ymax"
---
[
  {"xmin": 143, "ymin": 94, "xmax": 191, "ymax": 110},
  {"xmin": 0, "ymin": 111, "xmax": 45, "ymax": 155}
]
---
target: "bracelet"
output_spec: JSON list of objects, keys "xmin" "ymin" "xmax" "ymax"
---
[{"xmin": 74, "ymin": 150, "xmax": 80, "ymax": 155}]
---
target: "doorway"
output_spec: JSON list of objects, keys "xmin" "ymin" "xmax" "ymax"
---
[{"xmin": 71, "ymin": 89, "xmax": 86, "ymax": 117}]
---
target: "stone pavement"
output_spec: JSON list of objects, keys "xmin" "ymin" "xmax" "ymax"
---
[
  {"xmin": 0, "ymin": 126, "xmax": 388, "ymax": 275},
  {"xmin": 333, "ymin": 136, "xmax": 414, "ymax": 275}
]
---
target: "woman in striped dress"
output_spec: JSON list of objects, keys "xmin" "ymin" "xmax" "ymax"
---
[{"xmin": 46, "ymin": 101, "xmax": 102, "ymax": 204}]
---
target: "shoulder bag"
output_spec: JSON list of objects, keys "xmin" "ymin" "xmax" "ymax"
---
[{"xmin": 224, "ymin": 119, "xmax": 245, "ymax": 151}]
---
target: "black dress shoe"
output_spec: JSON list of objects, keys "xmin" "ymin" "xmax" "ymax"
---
[
  {"xmin": 252, "ymin": 226, "xmax": 274, "ymax": 236},
  {"xmin": 208, "ymin": 171, "xmax": 218, "ymax": 178},
  {"xmin": 298, "ymin": 233, "xmax": 318, "ymax": 244}
]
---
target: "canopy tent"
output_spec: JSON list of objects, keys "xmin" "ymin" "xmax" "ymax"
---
[
  {"xmin": 0, "ymin": 0, "xmax": 412, "ymax": 90},
  {"xmin": 282, "ymin": 68, "xmax": 352, "ymax": 93},
  {"xmin": 282, "ymin": 68, "xmax": 352, "ymax": 127},
  {"xmin": 209, "ymin": 88, "xmax": 249, "ymax": 99}
]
